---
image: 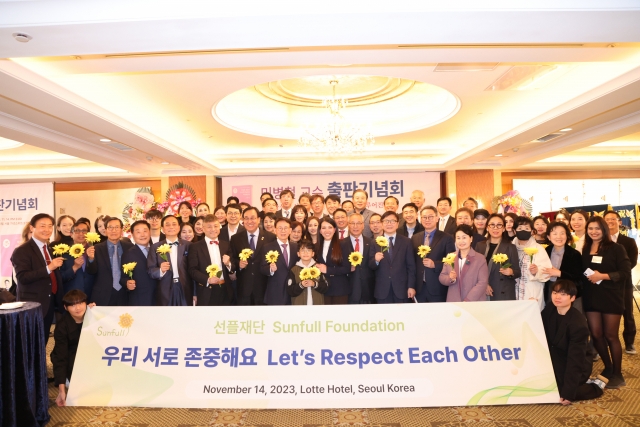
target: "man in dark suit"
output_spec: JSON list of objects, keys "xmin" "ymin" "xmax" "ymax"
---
[
  {"xmin": 437, "ymin": 197, "xmax": 456, "ymax": 235},
  {"xmin": 604, "ymin": 211, "xmax": 639, "ymax": 354},
  {"xmin": 369, "ymin": 211, "xmax": 416, "ymax": 303},
  {"xmin": 353, "ymin": 190, "xmax": 375, "ymax": 238},
  {"xmin": 12, "ymin": 213, "xmax": 64, "ymax": 343},
  {"xmin": 398, "ymin": 203, "xmax": 424, "ymax": 239},
  {"xmin": 275, "ymin": 189, "xmax": 295, "ymax": 219},
  {"xmin": 324, "ymin": 195, "xmax": 341, "ymax": 218},
  {"xmin": 230, "ymin": 207, "xmax": 276, "ymax": 305},
  {"xmin": 309, "ymin": 194, "xmax": 326, "ymax": 219},
  {"xmin": 260, "ymin": 217, "xmax": 299, "ymax": 305},
  {"xmin": 86, "ymin": 217, "xmax": 134, "ymax": 306},
  {"xmin": 412, "ymin": 206, "xmax": 456, "ymax": 303},
  {"xmin": 219, "ymin": 203, "xmax": 245, "ymax": 242},
  {"xmin": 120, "ymin": 220, "xmax": 156, "ymax": 306},
  {"xmin": 188, "ymin": 215, "xmax": 234, "ymax": 306},
  {"xmin": 61, "ymin": 221, "xmax": 95, "ymax": 298},
  {"xmin": 346, "ymin": 212, "xmax": 375, "ymax": 304},
  {"xmin": 145, "ymin": 209, "xmax": 165, "ymax": 245},
  {"xmin": 147, "ymin": 215, "xmax": 192, "ymax": 306}
]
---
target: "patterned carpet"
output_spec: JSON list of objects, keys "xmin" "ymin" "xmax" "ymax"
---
[{"xmin": 47, "ymin": 300, "xmax": 640, "ymax": 427}]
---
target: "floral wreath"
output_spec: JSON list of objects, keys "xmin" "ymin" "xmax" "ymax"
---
[
  {"xmin": 156, "ymin": 182, "xmax": 202, "ymax": 216},
  {"xmin": 122, "ymin": 187, "xmax": 156, "ymax": 234},
  {"xmin": 492, "ymin": 190, "xmax": 532, "ymax": 217}
]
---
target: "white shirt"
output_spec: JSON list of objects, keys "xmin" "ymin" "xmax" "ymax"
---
[
  {"xmin": 338, "ymin": 228, "xmax": 349, "ymax": 239},
  {"xmin": 282, "ymin": 209, "xmax": 291, "ymax": 218},
  {"xmin": 246, "ymin": 228, "xmax": 260, "ymax": 243},
  {"xmin": 611, "ymin": 232, "xmax": 619, "ymax": 242},
  {"xmin": 322, "ymin": 240, "xmax": 331, "ymax": 262},
  {"xmin": 350, "ymin": 235, "xmax": 363, "ymax": 255},
  {"xmin": 166, "ymin": 238, "xmax": 179, "ymax": 279},
  {"xmin": 438, "ymin": 215, "xmax": 450, "ymax": 231},
  {"xmin": 150, "ymin": 234, "xmax": 161, "ymax": 244},
  {"xmin": 31, "ymin": 236, "xmax": 51, "ymax": 273},
  {"xmin": 227, "ymin": 224, "xmax": 240, "ymax": 239},
  {"xmin": 204, "ymin": 237, "xmax": 222, "ymax": 268}
]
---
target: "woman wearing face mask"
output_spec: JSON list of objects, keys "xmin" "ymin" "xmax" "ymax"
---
[
  {"xmin": 289, "ymin": 221, "xmax": 305, "ymax": 244},
  {"xmin": 570, "ymin": 210, "xmax": 589, "ymax": 254},
  {"xmin": 315, "ymin": 218, "xmax": 351, "ymax": 305},
  {"xmin": 581, "ymin": 216, "xmax": 631, "ymax": 389},
  {"xmin": 502, "ymin": 212, "xmax": 518, "ymax": 241},
  {"xmin": 291, "ymin": 205, "xmax": 308, "ymax": 225},
  {"xmin": 304, "ymin": 217, "xmax": 319, "ymax": 244},
  {"xmin": 52, "ymin": 215, "xmax": 76, "ymax": 246},
  {"xmin": 533, "ymin": 216, "xmax": 551, "ymax": 245},
  {"xmin": 513, "ymin": 216, "xmax": 553, "ymax": 311},
  {"xmin": 542, "ymin": 221, "xmax": 583, "ymax": 304},
  {"xmin": 475, "ymin": 214, "xmax": 520, "ymax": 301},
  {"xmin": 439, "ymin": 224, "xmax": 489, "ymax": 302}
]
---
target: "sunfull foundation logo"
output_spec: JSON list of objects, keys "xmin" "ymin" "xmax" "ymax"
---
[{"xmin": 97, "ymin": 313, "xmax": 134, "ymax": 337}]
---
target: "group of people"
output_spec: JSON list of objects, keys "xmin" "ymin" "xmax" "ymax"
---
[{"xmin": 7, "ymin": 188, "xmax": 638, "ymax": 405}]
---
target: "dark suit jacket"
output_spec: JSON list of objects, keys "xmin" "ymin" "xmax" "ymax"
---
[
  {"xmin": 412, "ymin": 230, "xmax": 456, "ymax": 298},
  {"xmin": 345, "ymin": 236, "xmax": 376, "ymax": 303},
  {"xmin": 544, "ymin": 244, "xmax": 583, "ymax": 299},
  {"xmin": 61, "ymin": 251, "xmax": 96, "ymax": 298},
  {"xmin": 12, "ymin": 239, "xmax": 64, "ymax": 314},
  {"xmin": 317, "ymin": 239, "xmax": 352, "ymax": 296},
  {"xmin": 148, "ymin": 239, "xmax": 192, "ymax": 306},
  {"xmin": 230, "ymin": 229, "xmax": 277, "ymax": 303},
  {"xmin": 275, "ymin": 209, "xmax": 293, "ymax": 219},
  {"xmin": 441, "ymin": 216, "xmax": 456, "ymax": 235},
  {"xmin": 188, "ymin": 239, "xmax": 232, "ymax": 306},
  {"xmin": 219, "ymin": 224, "xmax": 246, "ymax": 243},
  {"xmin": 476, "ymin": 239, "xmax": 521, "ymax": 301},
  {"xmin": 85, "ymin": 239, "xmax": 134, "ymax": 306},
  {"xmin": 120, "ymin": 245, "xmax": 156, "ymax": 306},
  {"xmin": 541, "ymin": 305, "xmax": 592, "ymax": 401},
  {"xmin": 50, "ymin": 311, "xmax": 81, "ymax": 386},
  {"xmin": 397, "ymin": 221, "xmax": 425, "ymax": 238},
  {"xmin": 369, "ymin": 234, "xmax": 416, "ymax": 300},
  {"xmin": 260, "ymin": 240, "xmax": 300, "ymax": 305},
  {"xmin": 616, "ymin": 234, "xmax": 638, "ymax": 288}
]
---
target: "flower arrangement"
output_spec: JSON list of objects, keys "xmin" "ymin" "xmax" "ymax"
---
[
  {"xmin": 265, "ymin": 250, "xmax": 279, "ymax": 263},
  {"xmin": 491, "ymin": 253, "xmax": 511, "ymax": 269},
  {"xmin": 443, "ymin": 252, "xmax": 456, "ymax": 267},
  {"xmin": 69, "ymin": 244, "xmax": 85, "ymax": 259},
  {"xmin": 239, "ymin": 249, "xmax": 254, "ymax": 261},
  {"xmin": 156, "ymin": 244, "xmax": 172, "ymax": 261},
  {"xmin": 376, "ymin": 236, "xmax": 389, "ymax": 252},
  {"xmin": 85, "ymin": 232, "xmax": 101, "ymax": 245},
  {"xmin": 156, "ymin": 182, "xmax": 202, "ymax": 216},
  {"xmin": 348, "ymin": 252, "xmax": 363, "ymax": 267},
  {"xmin": 523, "ymin": 247, "xmax": 538, "ymax": 264},
  {"xmin": 122, "ymin": 262, "xmax": 137, "ymax": 279},
  {"xmin": 494, "ymin": 190, "xmax": 532, "ymax": 217},
  {"xmin": 52, "ymin": 244, "xmax": 70, "ymax": 256},
  {"xmin": 417, "ymin": 245, "xmax": 431, "ymax": 258}
]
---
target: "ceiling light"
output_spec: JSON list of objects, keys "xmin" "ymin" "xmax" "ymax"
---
[
  {"xmin": 298, "ymin": 79, "xmax": 374, "ymax": 155},
  {"xmin": 560, "ymin": 128, "xmax": 572, "ymax": 132},
  {"xmin": 100, "ymin": 138, "xmax": 111, "ymax": 142},
  {"xmin": 0, "ymin": 137, "xmax": 25, "ymax": 150},
  {"xmin": 12, "ymin": 33, "xmax": 32, "ymax": 43},
  {"xmin": 161, "ymin": 161, "xmax": 170, "ymax": 165},
  {"xmin": 486, "ymin": 65, "xmax": 573, "ymax": 91},
  {"xmin": 495, "ymin": 154, "xmax": 503, "ymax": 157}
]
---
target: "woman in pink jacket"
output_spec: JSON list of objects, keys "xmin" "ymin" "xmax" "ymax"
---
[{"xmin": 439, "ymin": 224, "xmax": 489, "ymax": 302}]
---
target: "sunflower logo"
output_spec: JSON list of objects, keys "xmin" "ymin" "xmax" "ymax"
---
[{"xmin": 118, "ymin": 313, "xmax": 134, "ymax": 328}]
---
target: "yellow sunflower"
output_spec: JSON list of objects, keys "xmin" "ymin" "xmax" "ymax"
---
[
  {"xmin": 265, "ymin": 250, "xmax": 279, "ymax": 263},
  {"xmin": 417, "ymin": 245, "xmax": 431, "ymax": 258},
  {"xmin": 348, "ymin": 251, "xmax": 363, "ymax": 266},
  {"xmin": 52, "ymin": 244, "xmax": 70, "ymax": 256},
  {"xmin": 69, "ymin": 244, "xmax": 85, "ymax": 259}
]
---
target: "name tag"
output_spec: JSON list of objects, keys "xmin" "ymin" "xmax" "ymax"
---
[{"xmin": 592, "ymin": 256, "xmax": 603, "ymax": 264}]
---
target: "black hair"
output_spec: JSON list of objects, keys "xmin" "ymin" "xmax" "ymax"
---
[
  {"xmin": 317, "ymin": 217, "xmax": 342, "ymax": 265},
  {"xmin": 552, "ymin": 279, "xmax": 577, "ymax": 298},
  {"xmin": 242, "ymin": 206, "xmax": 260, "ymax": 218},
  {"xmin": 161, "ymin": 215, "xmax": 179, "ymax": 227},
  {"xmin": 177, "ymin": 201, "xmax": 193, "ymax": 216},
  {"xmin": 226, "ymin": 196, "xmax": 240, "ymax": 204},
  {"xmin": 62, "ymin": 289, "xmax": 88, "ymax": 307},
  {"xmin": 298, "ymin": 240, "xmax": 315, "ymax": 252},
  {"xmin": 262, "ymin": 198, "xmax": 277, "ymax": 208},
  {"xmin": 280, "ymin": 189, "xmax": 295, "ymax": 198},
  {"xmin": 224, "ymin": 203, "xmax": 242, "ymax": 213},
  {"xmin": 145, "ymin": 209, "xmax": 162, "ymax": 220},
  {"xmin": 402, "ymin": 202, "xmax": 419, "ymax": 213},
  {"xmin": 333, "ymin": 208, "xmax": 348, "ymax": 218},
  {"xmin": 30, "ymin": 213, "xmax": 55, "ymax": 227},
  {"xmin": 603, "ymin": 210, "xmax": 621, "ymax": 220},
  {"xmin": 105, "ymin": 217, "xmax": 124, "ymax": 228},
  {"xmin": 384, "ymin": 196, "xmax": 399, "ymax": 206},
  {"xmin": 130, "ymin": 220, "xmax": 151, "ymax": 232},
  {"xmin": 437, "ymin": 197, "xmax": 452, "ymax": 206},
  {"xmin": 455, "ymin": 224, "xmax": 474, "ymax": 238},
  {"xmin": 325, "ymin": 194, "xmax": 341, "ymax": 204},
  {"xmin": 584, "ymin": 216, "xmax": 614, "ymax": 253},
  {"xmin": 380, "ymin": 211, "xmax": 399, "ymax": 222},
  {"xmin": 516, "ymin": 215, "xmax": 534, "ymax": 229},
  {"xmin": 547, "ymin": 221, "xmax": 572, "ymax": 247}
]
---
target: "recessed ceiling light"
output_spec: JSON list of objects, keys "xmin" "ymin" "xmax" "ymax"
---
[
  {"xmin": 12, "ymin": 33, "xmax": 32, "ymax": 43},
  {"xmin": 100, "ymin": 138, "xmax": 111, "ymax": 142},
  {"xmin": 495, "ymin": 154, "xmax": 503, "ymax": 157},
  {"xmin": 560, "ymin": 128, "xmax": 572, "ymax": 132},
  {"xmin": 161, "ymin": 161, "xmax": 170, "ymax": 165}
]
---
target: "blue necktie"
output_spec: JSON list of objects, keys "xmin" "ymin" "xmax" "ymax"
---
[
  {"xmin": 249, "ymin": 234, "xmax": 256, "ymax": 251},
  {"xmin": 388, "ymin": 237, "xmax": 394, "ymax": 260},
  {"xmin": 111, "ymin": 245, "xmax": 122, "ymax": 291},
  {"xmin": 142, "ymin": 246, "xmax": 149, "ymax": 257}
]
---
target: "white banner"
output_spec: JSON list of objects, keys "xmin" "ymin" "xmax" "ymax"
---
[
  {"xmin": 0, "ymin": 182, "xmax": 54, "ymax": 285},
  {"xmin": 222, "ymin": 172, "xmax": 441, "ymax": 211},
  {"xmin": 68, "ymin": 302, "xmax": 559, "ymax": 408}
]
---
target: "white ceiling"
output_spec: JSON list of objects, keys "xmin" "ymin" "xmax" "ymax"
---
[{"xmin": 1, "ymin": 1, "xmax": 640, "ymax": 182}]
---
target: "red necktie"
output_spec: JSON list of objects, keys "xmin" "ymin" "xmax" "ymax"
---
[
  {"xmin": 43, "ymin": 244, "xmax": 58, "ymax": 294},
  {"xmin": 210, "ymin": 240, "xmax": 219, "ymax": 245},
  {"xmin": 355, "ymin": 237, "xmax": 360, "ymax": 252},
  {"xmin": 340, "ymin": 229, "xmax": 345, "ymax": 239}
]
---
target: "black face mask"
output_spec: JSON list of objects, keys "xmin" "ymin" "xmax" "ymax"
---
[{"xmin": 516, "ymin": 230, "xmax": 532, "ymax": 241}]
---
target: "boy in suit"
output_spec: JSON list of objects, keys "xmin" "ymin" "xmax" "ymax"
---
[
  {"xmin": 260, "ymin": 218, "xmax": 299, "ymax": 305},
  {"xmin": 121, "ymin": 220, "xmax": 156, "ymax": 306},
  {"xmin": 370, "ymin": 211, "xmax": 416, "ymax": 303}
]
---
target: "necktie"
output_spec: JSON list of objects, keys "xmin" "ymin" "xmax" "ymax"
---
[
  {"xmin": 355, "ymin": 237, "xmax": 360, "ymax": 253},
  {"xmin": 439, "ymin": 218, "xmax": 444, "ymax": 231},
  {"xmin": 284, "ymin": 211, "xmax": 289, "ymax": 218},
  {"xmin": 249, "ymin": 234, "xmax": 256, "ymax": 250},
  {"xmin": 209, "ymin": 240, "xmax": 219, "ymax": 245},
  {"xmin": 282, "ymin": 243, "xmax": 289, "ymax": 266},
  {"xmin": 42, "ymin": 244, "xmax": 58, "ymax": 294},
  {"xmin": 340, "ymin": 229, "xmax": 345, "ymax": 239},
  {"xmin": 388, "ymin": 237, "xmax": 394, "ymax": 260},
  {"xmin": 171, "ymin": 241, "xmax": 179, "ymax": 246},
  {"xmin": 111, "ymin": 245, "xmax": 122, "ymax": 291},
  {"xmin": 142, "ymin": 246, "xmax": 149, "ymax": 257}
]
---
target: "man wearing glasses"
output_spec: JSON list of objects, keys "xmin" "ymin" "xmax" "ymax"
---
[
  {"xmin": 144, "ymin": 209, "xmax": 165, "ymax": 244},
  {"xmin": 61, "ymin": 221, "xmax": 96, "ymax": 298},
  {"xmin": 346, "ymin": 213, "xmax": 376, "ymax": 304},
  {"xmin": 370, "ymin": 211, "xmax": 416, "ymax": 304},
  {"xmin": 260, "ymin": 218, "xmax": 299, "ymax": 305},
  {"xmin": 412, "ymin": 206, "xmax": 456, "ymax": 303},
  {"xmin": 220, "ymin": 203, "xmax": 245, "ymax": 242},
  {"xmin": 86, "ymin": 217, "xmax": 134, "ymax": 306}
]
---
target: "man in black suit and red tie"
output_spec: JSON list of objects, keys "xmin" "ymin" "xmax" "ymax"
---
[
  {"xmin": 412, "ymin": 206, "xmax": 456, "ymax": 303},
  {"xmin": 437, "ymin": 197, "xmax": 457, "ymax": 235},
  {"xmin": 188, "ymin": 215, "xmax": 234, "ymax": 306},
  {"xmin": 260, "ymin": 217, "xmax": 299, "ymax": 305},
  {"xmin": 346, "ymin": 213, "xmax": 376, "ymax": 304},
  {"xmin": 120, "ymin": 220, "xmax": 157, "ymax": 306},
  {"xmin": 12, "ymin": 213, "xmax": 64, "ymax": 342},
  {"xmin": 604, "ymin": 211, "xmax": 639, "ymax": 354},
  {"xmin": 369, "ymin": 211, "xmax": 416, "ymax": 304},
  {"xmin": 86, "ymin": 217, "xmax": 134, "ymax": 306},
  {"xmin": 230, "ymin": 207, "xmax": 276, "ymax": 305}
]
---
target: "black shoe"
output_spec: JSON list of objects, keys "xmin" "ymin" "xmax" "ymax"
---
[
  {"xmin": 601, "ymin": 367, "xmax": 613, "ymax": 379},
  {"xmin": 605, "ymin": 375, "xmax": 626, "ymax": 389}
]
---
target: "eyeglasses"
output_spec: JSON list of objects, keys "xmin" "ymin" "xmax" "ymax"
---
[
  {"xmin": 421, "ymin": 215, "xmax": 436, "ymax": 220},
  {"xmin": 487, "ymin": 224, "xmax": 504, "ymax": 229},
  {"xmin": 74, "ymin": 229, "xmax": 89, "ymax": 234},
  {"xmin": 227, "ymin": 212, "xmax": 240, "ymax": 216},
  {"xmin": 383, "ymin": 220, "xmax": 398, "ymax": 224},
  {"xmin": 147, "ymin": 217, "xmax": 160, "ymax": 221},
  {"xmin": 276, "ymin": 227, "xmax": 290, "ymax": 231},
  {"xmin": 348, "ymin": 222, "xmax": 364, "ymax": 226},
  {"xmin": 106, "ymin": 226, "xmax": 121, "ymax": 231},
  {"xmin": 243, "ymin": 216, "xmax": 258, "ymax": 221}
]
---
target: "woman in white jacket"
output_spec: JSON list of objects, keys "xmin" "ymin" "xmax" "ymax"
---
[{"xmin": 513, "ymin": 216, "xmax": 552, "ymax": 311}]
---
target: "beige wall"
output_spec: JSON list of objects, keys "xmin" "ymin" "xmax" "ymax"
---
[{"xmin": 55, "ymin": 187, "xmax": 143, "ymax": 224}]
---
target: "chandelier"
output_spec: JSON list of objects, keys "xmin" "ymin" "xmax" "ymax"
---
[{"xmin": 298, "ymin": 80, "xmax": 375, "ymax": 154}]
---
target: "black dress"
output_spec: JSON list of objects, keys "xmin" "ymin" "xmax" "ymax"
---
[
  {"xmin": 581, "ymin": 243, "xmax": 631, "ymax": 314},
  {"xmin": 50, "ymin": 311, "xmax": 82, "ymax": 386}
]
